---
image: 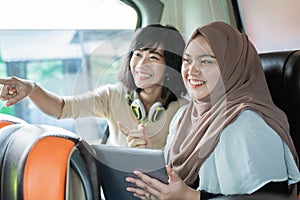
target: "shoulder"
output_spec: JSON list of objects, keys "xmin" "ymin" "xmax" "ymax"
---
[
  {"xmin": 232, "ymin": 109, "xmax": 264, "ymax": 124},
  {"xmin": 220, "ymin": 109, "xmax": 282, "ymax": 147},
  {"xmin": 95, "ymin": 82, "xmax": 125, "ymax": 91},
  {"xmin": 223, "ymin": 109, "xmax": 272, "ymax": 134},
  {"xmin": 94, "ymin": 82, "xmax": 126, "ymax": 96}
]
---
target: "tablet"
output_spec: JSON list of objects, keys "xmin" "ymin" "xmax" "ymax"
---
[{"xmin": 91, "ymin": 144, "xmax": 168, "ymax": 200}]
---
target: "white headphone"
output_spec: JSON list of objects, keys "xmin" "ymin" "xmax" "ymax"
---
[{"xmin": 126, "ymin": 91, "xmax": 165, "ymax": 123}]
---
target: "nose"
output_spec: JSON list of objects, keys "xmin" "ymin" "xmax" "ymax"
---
[
  {"xmin": 138, "ymin": 55, "xmax": 149, "ymax": 67},
  {"xmin": 187, "ymin": 63, "xmax": 200, "ymax": 76}
]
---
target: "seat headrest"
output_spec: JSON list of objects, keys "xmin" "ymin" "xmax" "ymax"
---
[{"xmin": 0, "ymin": 113, "xmax": 27, "ymax": 128}]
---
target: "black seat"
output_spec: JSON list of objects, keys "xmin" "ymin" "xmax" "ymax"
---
[
  {"xmin": 260, "ymin": 50, "xmax": 300, "ymax": 197},
  {"xmin": 260, "ymin": 50, "xmax": 300, "ymax": 165}
]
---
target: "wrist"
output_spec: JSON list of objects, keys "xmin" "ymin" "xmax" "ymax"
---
[
  {"xmin": 181, "ymin": 184, "xmax": 200, "ymax": 200},
  {"xmin": 188, "ymin": 188, "xmax": 200, "ymax": 200},
  {"xmin": 28, "ymin": 81, "xmax": 38, "ymax": 97}
]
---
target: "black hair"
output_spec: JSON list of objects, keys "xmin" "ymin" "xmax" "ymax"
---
[{"xmin": 118, "ymin": 24, "xmax": 186, "ymax": 108}]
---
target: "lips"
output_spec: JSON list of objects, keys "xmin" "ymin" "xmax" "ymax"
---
[{"xmin": 136, "ymin": 71, "xmax": 153, "ymax": 79}]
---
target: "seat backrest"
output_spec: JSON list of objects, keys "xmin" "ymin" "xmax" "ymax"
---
[
  {"xmin": 260, "ymin": 50, "xmax": 300, "ymax": 160},
  {"xmin": 0, "ymin": 123, "xmax": 100, "ymax": 200},
  {"xmin": 260, "ymin": 50, "xmax": 300, "ymax": 195}
]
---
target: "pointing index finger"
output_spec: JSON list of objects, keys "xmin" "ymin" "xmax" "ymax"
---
[{"xmin": 0, "ymin": 78, "xmax": 11, "ymax": 85}]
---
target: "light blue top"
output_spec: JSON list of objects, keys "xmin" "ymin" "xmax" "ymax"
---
[
  {"xmin": 166, "ymin": 108, "xmax": 300, "ymax": 195},
  {"xmin": 197, "ymin": 110, "xmax": 300, "ymax": 195}
]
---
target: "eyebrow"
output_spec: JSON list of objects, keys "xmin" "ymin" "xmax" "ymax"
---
[
  {"xmin": 184, "ymin": 53, "xmax": 216, "ymax": 59},
  {"xmin": 135, "ymin": 48, "xmax": 164, "ymax": 58},
  {"xmin": 149, "ymin": 49, "xmax": 164, "ymax": 57}
]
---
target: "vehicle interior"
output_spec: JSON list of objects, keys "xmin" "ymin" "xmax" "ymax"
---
[{"xmin": 0, "ymin": 0, "xmax": 299, "ymax": 199}]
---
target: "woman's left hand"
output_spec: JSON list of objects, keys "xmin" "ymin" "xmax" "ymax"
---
[
  {"xmin": 125, "ymin": 165, "xmax": 200, "ymax": 200},
  {"xmin": 118, "ymin": 121, "xmax": 151, "ymax": 148}
]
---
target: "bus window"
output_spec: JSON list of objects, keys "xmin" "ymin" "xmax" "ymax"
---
[
  {"xmin": 235, "ymin": 0, "xmax": 300, "ymax": 53},
  {"xmin": 0, "ymin": 0, "xmax": 137, "ymax": 141}
]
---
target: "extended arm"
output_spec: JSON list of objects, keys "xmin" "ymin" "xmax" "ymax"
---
[{"xmin": 0, "ymin": 76, "xmax": 64, "ymax": 118}]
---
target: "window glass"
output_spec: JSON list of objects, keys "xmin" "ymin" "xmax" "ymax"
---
[
  {"xmin": 237, "ymin": 0, "xmax": 300, "ymax": 53},
  {"xmin": 0, "ymin": 0, "xmax": 137, "ymax": 140}
]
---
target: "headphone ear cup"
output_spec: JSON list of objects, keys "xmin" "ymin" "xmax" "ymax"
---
[
  {"xmin": 130, "ymin": 99, "xmax": 146, "ymax": 121},
  {"xmin": 148, "ymin": 102, "xmax": 164, "ymax": 122}
]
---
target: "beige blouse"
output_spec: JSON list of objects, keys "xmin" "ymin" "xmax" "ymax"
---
[{"xmin": 60, "ymin": 82, "xmax": 189, "ymax": 149}]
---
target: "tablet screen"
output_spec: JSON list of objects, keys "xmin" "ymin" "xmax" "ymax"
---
[{"xmin": 91, "ymin": 145, "xmax": 168, "ymax": 200}]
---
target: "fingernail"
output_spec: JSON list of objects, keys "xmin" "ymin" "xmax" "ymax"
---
[{"xmin": 133, "ymin": 170, "xmax": 140, "ymax": 175}]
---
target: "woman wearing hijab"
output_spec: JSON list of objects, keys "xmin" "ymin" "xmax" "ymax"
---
[{"xmin": 124, "ymin": 21, "xmax": 300, "ymax": 199}]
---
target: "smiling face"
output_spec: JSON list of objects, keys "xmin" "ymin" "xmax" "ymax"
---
[
  {"xmin": 182, "ymin": 35, "xmax": 221, "ymax": 100},
  {"xmin": 130, "ymin": 48, "xmax": 166, "ymax": 89}
]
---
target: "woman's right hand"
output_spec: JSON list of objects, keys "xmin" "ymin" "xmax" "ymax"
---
[{"xmin": 0, "ymin": 76, "xmax": 35, "ymax": 106}]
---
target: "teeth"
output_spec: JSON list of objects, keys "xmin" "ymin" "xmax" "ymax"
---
[
  {"xmin": 137, "ymin": 72, "xmax": 152, "ymax": 78},
  {"xmin": 189, "ymin": 79, "xmax": 205, "ymax": 85}
]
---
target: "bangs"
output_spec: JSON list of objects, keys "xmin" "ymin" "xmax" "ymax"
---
[
  {"xmin": 132, "ymin": 40, "xmax": 162, "ymax": 52},
  {"xmin": 131, "ymin": 27, "xmax": 166, "ymax": 51}
]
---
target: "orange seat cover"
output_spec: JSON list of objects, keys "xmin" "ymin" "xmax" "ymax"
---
[
  {"xmin": 23, "ymin": 136, "xmax": 75, "ymax": 200},
  {"xmin": 0, "ymin": 120, "xmax": 17, "ymax": 128}
]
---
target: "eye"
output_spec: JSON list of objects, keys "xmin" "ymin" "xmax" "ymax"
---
[
  {"xmin": 199, "ymin": 56, "xmax": 216, "ymax": 65},
  {"xmin": 182, "ymin": 57, "xmax": 192, "ymax": 65},
  {"xmin": 200, "ymin": 59, "xmax": 213, "ymax": 65},
  {"xmin": 133, "ymin": 50, "xmax": 142, "ymax": 57},
  {"xmin": 149, "ymin": 54, "xmax": 160, "ymax": 60}
]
